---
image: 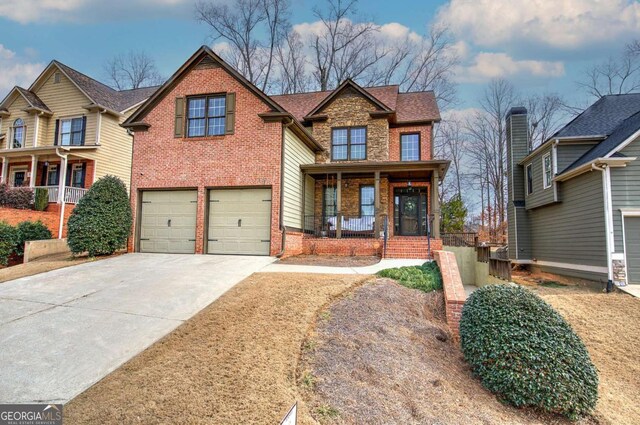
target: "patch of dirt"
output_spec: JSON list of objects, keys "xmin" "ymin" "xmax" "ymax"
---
[
  {"xmin": 0, "ymin": 253, "xmax": 117, "ymax": 283},
  {"xmin": 65, "ymin": 273, "xmax": 371, "ymax": 425},
  {"xmin": 301, "ymin": 278, "xmax": 598, "ymax": 425},
  {"xmin": 278, "ymin": 255, "xmax": 381, "ymax": 267}
]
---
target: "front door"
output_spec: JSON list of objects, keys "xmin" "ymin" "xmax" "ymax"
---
[
  {"xmin": 395, "ymin": 188, "xmax": 428, "ymax": 236},
  {"xmin": 13, "ymin": 171, "xmax": 26, "ymax": 187}
]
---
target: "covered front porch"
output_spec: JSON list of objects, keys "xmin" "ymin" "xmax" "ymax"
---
[
  {"xmin": 0, "ymin": 146, "xmax": 95, "ymax": 204},
  {"xmin": 300, "ymin": 161, "xmax": 448, "ymax": 257}
]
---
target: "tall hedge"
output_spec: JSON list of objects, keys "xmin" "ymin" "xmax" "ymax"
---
[
  {"xmin": 460, "ymin": 285, "xmax": 598, "ymax": 419},
  {"xmin": 67, "ymin": 175, "xmax": 132, "ymax": 256}
]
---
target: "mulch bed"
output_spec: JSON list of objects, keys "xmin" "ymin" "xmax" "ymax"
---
[{"xmin": 277, "ymin": 255, "xmax": 380, "ymax": 267}]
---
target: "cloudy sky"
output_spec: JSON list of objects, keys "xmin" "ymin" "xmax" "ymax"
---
[{"xmin": 1, "ymin": 0, "xmax": 639, "ymax": 111}]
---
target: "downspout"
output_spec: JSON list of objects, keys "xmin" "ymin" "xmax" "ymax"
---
[
  {"xmin": 55, "ymin": 147, "xmax": 69, "ymax": 239},
  {"xmin": 592, "ymin": 163, "xmax": 614, "ymax": 292},
  {"xmin": 276, "ymin": 118, "xmax": 295, "ymax": 258}
]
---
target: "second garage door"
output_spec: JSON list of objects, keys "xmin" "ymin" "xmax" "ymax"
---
[
  {"xmin": 208, "ymin": 188, "xmax": 272, "ymax": 255},
  {"xmin": 139, "ymin": 190, "xmax": 197, "ymax": 254}
]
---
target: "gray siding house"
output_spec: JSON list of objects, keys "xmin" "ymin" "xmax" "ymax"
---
[{"xmin": 507, "ymin": 94, "xmax": 640, "ymax": 286}]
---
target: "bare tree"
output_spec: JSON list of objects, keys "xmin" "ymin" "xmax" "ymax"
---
[
  {"xmin": 274, "ymin": 30, "xmax": 312, "ymax": 94},
  {"xmin": 523, "ymin": 93, "xmax": 566, "ymax": 149},
  {"xmin": 195, "ymin": 0, "xmax": 290, "ymax": 92},
  {"xmin": 578, "ymin": 40, "xmax": 640, "ymax": 99},
  {"xmin": 309, "ymin": 0, "xmax": 378, "ymax": 91},
  {"xmin": 103, "ymin": 51, "xmax": 163, "ymax": 90},
  {"xmin": 437, "ymin": 116, "xmax": 467, "ymax": 197}
]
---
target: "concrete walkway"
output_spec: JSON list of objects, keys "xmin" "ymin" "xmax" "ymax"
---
[
  {"xmin": 260, "ymin": 258, "xmax": 429, "ymax": 274},
  {"xmin": 619, "ymin": 285, "xmax": 640, "ymax": 298},
  {"xmin": 0, "ymin": 253, "xmax": 274, "ymax": 404}
]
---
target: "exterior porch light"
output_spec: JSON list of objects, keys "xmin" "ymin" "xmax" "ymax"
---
[{"xmin": 407, "ymin": 180, "xmax": 412, "ymax": 187}]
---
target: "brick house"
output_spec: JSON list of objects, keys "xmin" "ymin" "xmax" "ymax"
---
[
  {"xmin": 0, "ymin": 60, "xmax": 155, "ymax": 236},
  {"xmin": 124, "ymin": 46, "xmax": 449, "ymax": 258}
]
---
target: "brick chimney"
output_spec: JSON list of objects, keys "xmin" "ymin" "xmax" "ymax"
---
[{"xmin": 506, "ymin": 107, "xmax": 532, "ymax": 261}]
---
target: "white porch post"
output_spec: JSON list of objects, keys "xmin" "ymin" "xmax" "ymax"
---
[
  {"xmin": 58, "ymin": 155, "xmax": 67, "ymax": 204},
  {"xmin": 29, "ymin": 154, "xmax": 37, "ymax": 188},
  {"xmin": 1, "ymin": 158, "xmax": 7, "ymax": 184}
]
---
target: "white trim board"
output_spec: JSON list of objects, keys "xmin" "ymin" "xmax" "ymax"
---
[{"xmin": 530, "ymin": 260, "xmax": 608, "ymax": 275}]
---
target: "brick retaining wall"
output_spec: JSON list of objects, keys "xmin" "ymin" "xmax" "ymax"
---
[
  {"xmin": 302, "ymin": 237, "xmax": 383, "ymax": 256},
  {"xmin": 434, "ymin": 250, "xmax": 467, "ymax": 340}
]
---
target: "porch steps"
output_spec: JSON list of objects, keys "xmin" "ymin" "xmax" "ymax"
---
[{"xmin": 383, "ymin": 237, "xmax": 432, "ymax": 259}]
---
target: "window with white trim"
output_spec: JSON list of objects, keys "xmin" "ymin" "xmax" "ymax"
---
[
  {"xmin": 11, "ymin": 118, "xmax": 25, "ymax": 148},
  {"xmin": 59, "ymin": 117, "xmax": 84, "ymax": 146},
  {"xmin": 47, "ymin": 165, "xmax": 58, "ymax": 186},
  {"xmin": 542, "ymin": 153, "xmax": 552, "ymax": 189},
  {"xmin": 526, "ymin": 163, "xmax": 533, "ymax": 195}
]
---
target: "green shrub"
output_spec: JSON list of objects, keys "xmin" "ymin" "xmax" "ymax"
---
[
  {"xmin": 34, "ymin": 188, "xmax": 49, "ymax": 211},
  {"xmin": 460, "ymin": 285, "xmax": 598, "ymax": 419},
  {"xmin": 377, "ymin": 261, "xmax": 443, "ymax": 292},
  {"xmin": 67, "ymin": 175, "xmax": 132, "ymax": 256},
  {"xmin": 14, "ymin": 221, "xmax": 52, "ymax": 256},
  {"xmin": 0, "ymin": 183, "xmax": 34, "ymax": 209},
  {"xmin": 0, "ymin": 221, "xmax": 17, "ymax": 266}
]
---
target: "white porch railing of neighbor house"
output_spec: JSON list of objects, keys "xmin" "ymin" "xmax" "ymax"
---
[{"xmin": 34, "ymin": 186, "xmax": 89, "ymax": 204}]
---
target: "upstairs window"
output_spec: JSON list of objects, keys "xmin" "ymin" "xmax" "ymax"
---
[
  {"xmin": 11, "ymin": 118, "xmax": 25, "ymax": 149},
  {"xmin": 400, "ymin": 133, "xmax": 420, "ymax": 161},
  {"xmin": 543, "ymin": 153, "xmax": 552, "ymax": 189},
  {"xmin": 187, "ymin": 95, "xmax": 226, "ymax": 137},
  {"xmin": 526, "ymin": 163, "xmax": 533, "ymax": 195},
  {"xmin": 59, "ymin": 117, "xmax": 84, "ymax": 146},
  {"xmin": 331, "ymin": 126, "xmax": 367, "ymax": 161}
]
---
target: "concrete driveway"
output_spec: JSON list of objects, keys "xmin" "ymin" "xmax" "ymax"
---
[{"xmin": 0, "ymin": 253, "xmax": 274, "ymax": 404}]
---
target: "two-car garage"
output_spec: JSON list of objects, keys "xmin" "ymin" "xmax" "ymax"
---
[{"xmin": 138, "ymin": 188, "xmax": 272, "ymax": 255}]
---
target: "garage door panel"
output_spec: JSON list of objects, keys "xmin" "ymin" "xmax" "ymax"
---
[
  {"xmin": 208, "ymin": 189, "xmax": 271, "ymax": 255},
  {"xmin": 140, "ymin": 190, "xmax": 197, "ymax": 254}
]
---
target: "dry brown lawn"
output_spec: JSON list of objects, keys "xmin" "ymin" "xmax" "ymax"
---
[
  {"xmin": 0, "ymin": 253, "xmax": 113, "ymax": 283},
  {"xmin": 65, "ymin": 273, "xmax": 371, "ymax": 424},
  {"xmin": 515, "ymin": 274, "xmax": 640, "ymax": 425}
]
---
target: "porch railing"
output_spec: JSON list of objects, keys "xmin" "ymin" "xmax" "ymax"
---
[
  {"xmin": 34, "ymin": 186, "xmax": 89, "ymax": 204},
  {"xmin": 441, "ymin": 232, "xmax": 478, "ymax": 247},
  {"xmin": 304, "ymin": 214, "xmax": 380, "ymax": 239}
]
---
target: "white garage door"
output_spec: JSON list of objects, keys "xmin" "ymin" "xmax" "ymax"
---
[
  {"xmin": 208, "ymin": 188, "xmax": 272, "ymax": 255},
  {"xmin": 139, "ymin": 190, "xmax": 198, "ymax": 253}
]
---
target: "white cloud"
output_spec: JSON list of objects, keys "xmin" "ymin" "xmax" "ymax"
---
[
  {"xmin": 0, "ymin": 45, "xmax": 45, "ymax": 99},
  {"xmin": 436, "ymin": 0, "xmax": 640, "ymax": 51},
  {"xmin": 456, "ymin": 52, "xmax": 564, "ymax": 83},
  {"xmin": 0, "ymin": 0, "xmax": 193, "ymax": 23}
]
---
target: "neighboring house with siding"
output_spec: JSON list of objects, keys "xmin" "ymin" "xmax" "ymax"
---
[
  {"xmin": 506, "ymin": 94, "xmax": 640, "ymax": 286},
  {"xmin": 0, "ymin": 60, "xmax": 156, "ymax": 213},
  {"xmin": 123, "ymin": 46, "xmax": 448, "ymax": 258}
]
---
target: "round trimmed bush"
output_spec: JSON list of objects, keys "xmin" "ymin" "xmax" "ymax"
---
[
  {"xmin": 14, "ymin": 221, "xmax": 52, "ymax": 256},
  {"xmin": 67, "ymin": 175, "xmax": 132, "ymax": 256},
  {"xmin": 460, "ymin": 285, "xmax": 598, "ymax": 419}
]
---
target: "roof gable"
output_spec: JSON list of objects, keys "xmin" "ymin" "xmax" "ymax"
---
[
  {"xmin": 304, "ymin": 79, "xmax": 392, "ymax": 118},
  {"xmin": 0, "ymin": 86, "xmax": 52, "ymax": 114},
  {"xmin": 124, "ymin": 46, "xmax": 284, "ymax": 126}
]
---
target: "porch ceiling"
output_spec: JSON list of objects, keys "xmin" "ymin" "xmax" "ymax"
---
[{"xmin": 301, "ymin": 160, "xmax": 450, "ymax": 179}]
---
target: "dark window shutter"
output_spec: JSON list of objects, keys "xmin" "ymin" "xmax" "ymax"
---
[
  {"xmin": 225, "ymin": 92, "xmax": 235, "ymax": 135},
  {"xmin": 81, "ymin": 116, "xmax": 87, "ymax": 145},
  {"xmin": 65, "ymin": 164, "xmax": 72, "ymax": 186},
  {"xmin": 54, "ymin": 119, "xmax": 60, "ymax": 145},
  {"xmin": 175, "ymin": 97, "xmax": 185, "ymax": 137},
  {"xmin": 80, "ymin": 162, "xmax": 87, "ymax": 188},
  {"xmin": 40, "ymin": 164, "xmax": 47, "ymax": 186}
]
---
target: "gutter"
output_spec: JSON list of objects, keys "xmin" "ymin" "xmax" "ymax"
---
[
  {"xmin": 276, "ymin": 118, "xmax": 295, "ymax": 258},
  {"xmin": 592, "ymin": 163, "xmax": 615, "ymax": 292},
  {"xmin": 54, "ymin": 147, "xmax": 69, "ymax": 239},
  {"xmin": 554, "ymin": 157, "xmax": 636, "ymax": 182}
]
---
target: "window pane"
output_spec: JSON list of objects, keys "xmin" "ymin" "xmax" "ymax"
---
[
  {"xmin": 188, "ymin": 118, "xmax": 206, "ymax": 137},
  {"xmin": 360, "ymin": 186, "xmax": 374, "ymax": 216},
  {"xmin": 61, "ymin": 120, "xmax": 71, "ymax": 133},
  {"xmin": 401, "ymin": 134, "xmax": 420, "ymax": 161},
  {"xmin": 208, "ymin": 96, "xmax": 226, "ymax": 117},
  {"xmin": 324, "ymin": 187, "xmax": 337, "ymax": 216},
  {"xmin": 350, "ymin": 144, "xmax": 366, "ymax": 160},
  {"xmin": 207, "ymin": 117, "xmax": 225, "ymax": 136},
  {"xmin": 71, "ymin": 118, "xmax": 83, "ymax": 132},
  {"xmin": 350, "ymin": 127, "xmax": 366, "ymax": 144},
  {"xmin": 188, "ymin": 98, "xmax": 206, "ymax": 118},
  {"xmin": 332, "ymin": 128, "xmax": 348, "ymax": 145},
  {"xmin": 333, "ymin": 145, "xmax": 348, "ymax": 160},
  {"xmin": 71, "ymin": 132, "xmax": 83, "ymax": 145},
  {"xmin": 361, "ymin": 205, "xmax": 375, "ymax": 216},
  {"xmin": 60, "ymin": 133, "xmax": 71, "ymax": 145}
]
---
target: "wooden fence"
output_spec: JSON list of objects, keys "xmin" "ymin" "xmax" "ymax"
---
[{"xmin": 489, "ymin": 258, "xmax": 512, "ymax": 281}]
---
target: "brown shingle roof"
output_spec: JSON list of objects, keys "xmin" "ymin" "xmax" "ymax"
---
[
  {"xmin": 15, "ymin": 87, "xmax": 52, "ymax": 112},
  {"xmin": 271, "ymin": 84, "xmax": 439, "ymax": 123},
  {"xmin": 54, "ymin": 61, "xmax": 159, "ymax": 112}
]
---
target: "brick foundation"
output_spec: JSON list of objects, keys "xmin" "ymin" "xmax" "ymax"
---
[
  {"xmin": 0, "ymin": 204, "xmax": 74, "ymax": 237},
  {"xmin": 434, "ymin": 250, "xmax": 466, "ymax": 340},
  {"xmin": 302, "ymin": 237, "xmax": 383, "ymax": 256},
  {"xmin": 384, "ymin": 237, "xmax": 442, "ymax": 259},
  {"xmin": 280, "ymin": 230, "xmax": 304, "ymax": 258}
]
